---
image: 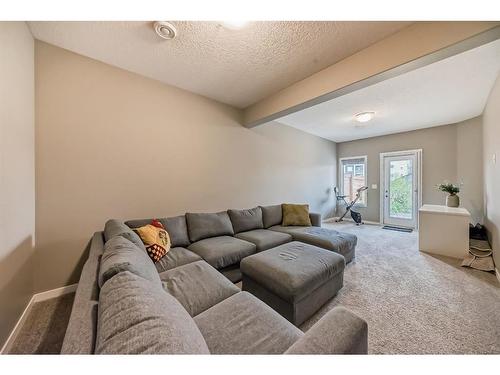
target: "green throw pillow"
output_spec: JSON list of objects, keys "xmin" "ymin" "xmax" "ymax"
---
[{"xmin": 282, "ymin": 204, "xmax": 312, "ymax": 226}]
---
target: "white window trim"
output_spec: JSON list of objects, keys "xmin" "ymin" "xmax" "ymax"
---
[{"xmin": 338, "ymin": 155, "xmax": 368, "ymax": 208}]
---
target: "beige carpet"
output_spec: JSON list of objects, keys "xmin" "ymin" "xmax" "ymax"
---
[
  {"xmin": 300, "ymin": 222, "xmax": 500, "ymax": 354},
  {"xmin": 8, "ymin": 223, "xmax": 500, "ymax": 354},
  {"xmin": 8, "ymin": 292, "xmax": 75, "ymax": 354}
]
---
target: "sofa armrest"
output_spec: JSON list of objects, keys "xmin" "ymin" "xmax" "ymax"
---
[
  {"xmin": 309, "ymin": 212, "xmax": 322, "ymax": 227},
  {"xmin": 285, "ymin": 307, "xmax": 368, "ymax": 354}
]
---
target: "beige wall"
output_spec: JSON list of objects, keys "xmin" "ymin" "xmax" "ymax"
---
[
  {"xmin": 35, "ymin": 41, "xmax": 337, "ymax": 292},
  {"xmin": 483, "ymin": 73, "xmax": 500, "ymax": 270},
  {"xmin": 337, "ymin": 119, "xmax": 483, "ymax": 223},
  {"xmin": 0, "ymin": 22, "xmax": 35, "ymax": 347},
  {"xmin": 456, "ymin": 117, "xmax": 484, "ymax": 224}
]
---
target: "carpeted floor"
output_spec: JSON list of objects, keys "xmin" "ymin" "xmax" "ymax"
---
[
  {"xmin": 7, "ymin": 223, "xmax": 500, "ymax": 354},
  {"xmin": 301, "ymin": 222, "xmax": 500, "ymax": 354},
  {"xmin": 8, "ymin": 292, "xmax": 75, "ymax": 354}
]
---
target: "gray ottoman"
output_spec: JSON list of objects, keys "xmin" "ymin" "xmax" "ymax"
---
[
  {"xmin": 240, "ymin": 241, "xmax": 345, "ymax": 326},
  {"xmin": 277, "ymin": 227, "xmax": 357, "ymax": 263}
]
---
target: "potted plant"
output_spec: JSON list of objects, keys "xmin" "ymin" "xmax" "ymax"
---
[{"xmin": 437, "ymin": 182, "xmax": 461, "ymax": 207}]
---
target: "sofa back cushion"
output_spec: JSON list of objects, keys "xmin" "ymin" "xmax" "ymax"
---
[
  {"xmin": 260, "ymin": 205, "xmax": 283, "ymax": 228},
  {"xmin": 96, "ymin": 271, "xmax": 210, "ymax": 354},
  {"xmin": 186, "ymin": 211, "xmax": 234, "ymax": 242},
  {"xmin": 227, "ymin": 207, "xmax": 264, "ymax": 234},
  {"xmin": 125, "ymin": 215, "xmax": 190, "ymax": 248},
  {"xmin": 98, "ymin": 236, "xmax": 161, "ymax": 288},
  {"xmin": 163, "ymin": 215, "xmax": 191, "ymax": 247},
  {"xmin": 104, "ymin": 219, "xmax": 146, "ymax": 252}
]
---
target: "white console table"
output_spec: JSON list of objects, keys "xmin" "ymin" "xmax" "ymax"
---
[{"xmin": 418, "ymin": 204, "xmax": 470, "ymax": 259}]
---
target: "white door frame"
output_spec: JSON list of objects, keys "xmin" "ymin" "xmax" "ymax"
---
[{"xmin": 379, "ymin": 149, "xmax": 422, "ymax": 229}]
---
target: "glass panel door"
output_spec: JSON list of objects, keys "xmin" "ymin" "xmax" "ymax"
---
[
  {"xmin": 382, "ymin": 152, "xmax": 419, "ymax": 228},
  {"xmin": 388, "ymin": 158, "xmax": 413, "ymax": 220}
]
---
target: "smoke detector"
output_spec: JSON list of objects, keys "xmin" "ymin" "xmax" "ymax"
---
[{"xmin": 153, "ymin": 21, "xmax": 177, "ymax": 40}]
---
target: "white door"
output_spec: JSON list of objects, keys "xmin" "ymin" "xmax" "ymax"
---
[{"xmin": 381, "ymin": 151, "xmax": 420, "ymax": 228}]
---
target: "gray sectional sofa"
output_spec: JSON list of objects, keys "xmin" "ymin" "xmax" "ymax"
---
[{"xmin": 62, "ymin": 204, "xmax": 365, "ymax": 354}]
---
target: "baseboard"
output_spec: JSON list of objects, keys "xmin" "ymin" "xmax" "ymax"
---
[
  {"xmin": 325, "ymin": 217, "xmax": 381, "ymax": 226},
  {"xmin": 32, "ymin": 283, "xmax": 78, "ymax": 303},
  {"xmin": 0, "ymin": 283, "xmax": 77, "ymax": 354}
]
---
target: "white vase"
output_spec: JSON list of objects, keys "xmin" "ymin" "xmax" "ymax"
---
[{"xmin": 446, "ymin": 194, "xmax": 460, "ymax": 208}]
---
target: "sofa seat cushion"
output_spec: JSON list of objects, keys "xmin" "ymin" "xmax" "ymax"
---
[
  {"xmin": 160, "ymin": 260, "xmax": 240, "ymax": 317},
  {"xmin": 104, "ymin": 219, "xmax": 146, "ymax": 252},
  {"xmin": 219, "ymin": 264, "xmax": 242, "ymax": 283},
  {"xmin": 271, "ymin": 226, "xmax": 357, "ymax": 263},
  {"xmin": 268, "ymin": 224, "xmax": 306, "ymax": 235},
  {"xmin": 126, "ymin": 215, "xmax": 191, "ymax": 248},
  {"xmin": 186, "ymin": 211, "xmax": 234, "ymax": 242},
  {"xmin": 227, "ymin": 207, "xmax": 263, "ymax": 233},
  {"xmin": 240, "ymin": 241, "xmax": 345, "ymax": 303},
  {"xmin": 188, "ymin": 236, "xmax": 256, "ymax": 269},
  {"xmin": 96, "ymin": 271, "xmax": 210, "ymax": 354},
  {"xmin": 98, "ymin": 236, "xmax": 161, "ymax": 288},
  {"xmin": 154, "ymin": 247, "xmax": 202, "ymax": 273},
  {"xmin": 194, "ymin": 291, "xmax": 302, "ymax": 354},
  {"xmin": 235, "ymin": 229, "xmax": 292, "ymax": 252}
]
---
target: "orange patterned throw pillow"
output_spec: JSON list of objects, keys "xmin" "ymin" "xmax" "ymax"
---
[{"xmin": 134, "ymin": 220, "xmax": 171, "ymax": 262}]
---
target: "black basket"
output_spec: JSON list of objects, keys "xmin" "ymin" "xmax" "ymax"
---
[
  {"xmin": 351, "ymin": 210, "xmax": 363, "ymax": 224},
  {"xmin": 469, "ymin": 223, "xmax": 488, "ymax": 241}
]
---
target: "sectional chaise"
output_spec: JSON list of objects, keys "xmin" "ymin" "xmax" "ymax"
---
[{"xmin": 61, "ymin": 204, "xmax": 366, "ymax": 354}]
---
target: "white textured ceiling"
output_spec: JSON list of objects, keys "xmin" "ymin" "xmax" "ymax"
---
[
  {"xmin": 277, "ymin": 39, "xmax": 500, "ymax": 142},
  {"xmin": 28, "ymin": 21, "xmax": 411, "ymax": 108}
]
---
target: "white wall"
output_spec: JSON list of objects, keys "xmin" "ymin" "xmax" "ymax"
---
[
  {"xmin": 483, "ymin": 73, "xmax": 500, "ymax": 270},
  {"xmin": 0, "ymin": 22, "xmax": 35, "ymax": 347},
  {"xmin": 35, "ymin": 41, "xmax": 337, "ymax": 292}
]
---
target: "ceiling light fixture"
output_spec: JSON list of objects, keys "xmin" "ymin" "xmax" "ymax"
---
[
  {"xmin": 153, "ymin": 21, "xmax": 177, "ymax": 40},
  {"xmin": 220, "ymin": 20, "xmax": 250, "ymax": 30},
  {"xmin": 354, "ymin": 111, "xmax": 375, "ymax": 123}
]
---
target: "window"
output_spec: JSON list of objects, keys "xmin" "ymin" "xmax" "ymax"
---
[{"xmin": 340, "ymin": 156, "xmax": 367, "ymax": 206}]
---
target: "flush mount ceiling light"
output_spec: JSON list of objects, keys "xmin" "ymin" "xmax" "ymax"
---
[
  {"xmin": 153, "ymin": 21, "xmax": 177, "ymax": 40},
  {"xmin": 354, "ymin": 111, "xmax": 375, "ymax": 123},
  {"xmin": 219, "ymin": 20, "xmax": 250, "ymax": 30}
]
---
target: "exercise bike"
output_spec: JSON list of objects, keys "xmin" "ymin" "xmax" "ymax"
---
[{"xmin": 334, "ymin": 186, "xmax": 368, "ymax": 225}]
